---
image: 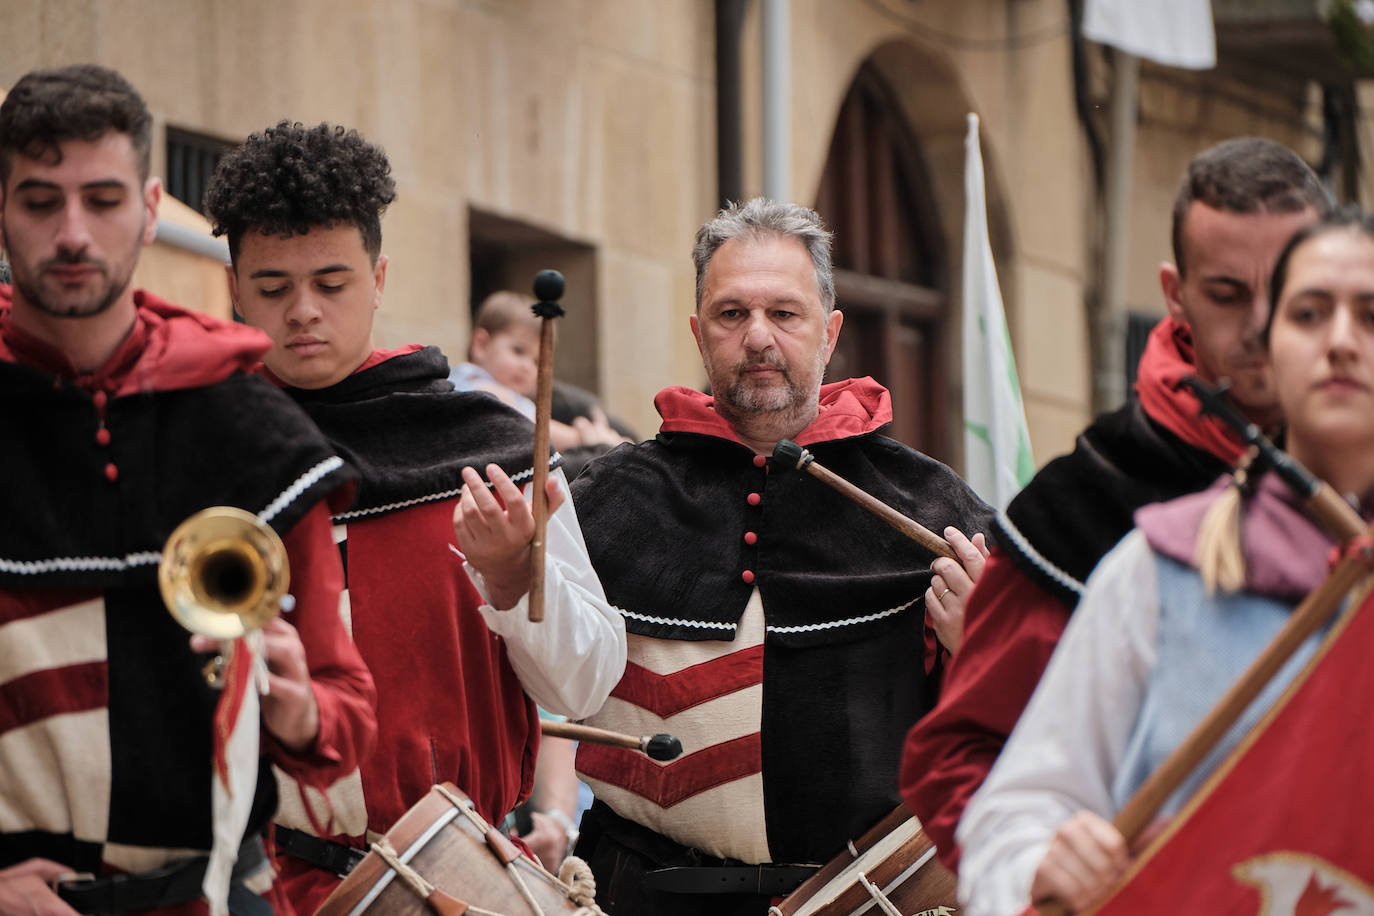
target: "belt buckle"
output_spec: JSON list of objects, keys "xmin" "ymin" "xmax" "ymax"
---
[
  {"xmin": 340, "ymin": 846, "xmax": 367, "ymax": 876},
  {"xmin": 50, "ymin": 872, "xmax": 98, "ymax": 892}
]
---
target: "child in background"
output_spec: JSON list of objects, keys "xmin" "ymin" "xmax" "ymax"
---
[
  {"xmin": 450, "ymin": 290, "xmax": 542, "ymax": 419},
  {"xmin": 452, "ymin": 290, "xmax": 631, "ymax": 460}
]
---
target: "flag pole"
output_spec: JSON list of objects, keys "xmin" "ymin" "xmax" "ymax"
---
[{"xmin": 962, "ymin": 113, "xmax": 1033, "ymax": 511}]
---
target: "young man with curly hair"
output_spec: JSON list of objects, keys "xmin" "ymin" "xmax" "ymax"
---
[
  {"xmin": 204, "ymin": 122, "xmax": 626, "ymax": 911},
  {"xmin": 0, "ymin": 66, "xmax": 376, "ymax": 915}
]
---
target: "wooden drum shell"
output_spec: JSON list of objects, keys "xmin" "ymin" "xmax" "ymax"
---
[{"xmin": 316, "ymin": 783, "xmax": 586, "ymax": 916}]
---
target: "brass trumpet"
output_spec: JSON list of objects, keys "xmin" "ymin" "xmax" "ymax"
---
[{"xmin": 158, "ymin": 506, "xmax": 289, "ymax": 640}]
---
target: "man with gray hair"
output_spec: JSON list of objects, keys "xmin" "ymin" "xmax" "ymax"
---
[{"xmin": 568, "ymin": 198, "xmax": 992, "ymax": 914}]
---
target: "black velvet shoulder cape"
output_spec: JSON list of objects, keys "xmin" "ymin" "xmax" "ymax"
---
[
  {"xmin": 0, "ymin": 363, "xmax": 349, "ymax": 589},
  {"xmin": 997, "ymin": 397, "xmax": 1230, "ymax": 606},
  {"xmin": 284, "ymin": 347, "xmax": 560, "ymax": 521}
]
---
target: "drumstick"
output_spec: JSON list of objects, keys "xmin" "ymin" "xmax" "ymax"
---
[
  {"xmin": 540, "ymin": 720, "xmax": 684, "ymax": 761},
  {"xmin": 772, "ymin": 439, "xmax": 957, "ymax": 561},
  {"xmin": 527, "ymin": 270, "xmax": 565, "ymax": 623}
]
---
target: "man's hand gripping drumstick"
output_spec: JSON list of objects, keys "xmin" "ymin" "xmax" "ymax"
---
[
  {"xmin": 453, "ymin": 463, "xmax": 565, "ymax": 613},
  {"xmin": 772, "ymin": 439, "xmax": 988, "ymax": 651},
  {"xmin": 453, "ymin": 271, "xmax": 566, "ymax": 618}
]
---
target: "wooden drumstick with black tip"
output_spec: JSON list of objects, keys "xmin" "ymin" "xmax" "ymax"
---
[
  {"xmin": 528, "ymin": 270, "xmax": 565, "ymax": 623},
  {"xmin": 772, "ymin": 438, "xmax": 957, "ymax": 561},
  {"xmin": 540, "ymin": 720, "xmax": 685, "ymax": 761}
]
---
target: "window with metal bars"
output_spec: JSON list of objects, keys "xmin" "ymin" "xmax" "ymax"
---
[{"xmin": 165, "ymin": 127, "xmax": 234, "ymax": 216}]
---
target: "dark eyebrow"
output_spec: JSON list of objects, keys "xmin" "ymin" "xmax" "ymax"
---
[
  {"xmin": 12, "ymin": 178, "xmax": 59, "ymax": 193},
  {"xmin": 12, "ymin": 178, "xmax": 128, "ymax": 193},
  {"xmin": 248, "ymin": 264, "xmax": 355, "ymax": 280},
  {"xmin": 1198, "ymin": 275, "xmax": 1248, "ymax": 290}
]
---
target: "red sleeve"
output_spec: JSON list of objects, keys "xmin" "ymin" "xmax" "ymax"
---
[
  {"xmin": 263, "ymin": 501, "xmax": 378, "ymax": 782},
  {"xmin": 899, "ymin": 548, "xmax": 1069, "ymax": 870}
]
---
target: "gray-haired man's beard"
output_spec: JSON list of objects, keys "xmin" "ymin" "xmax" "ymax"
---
[
  {"xmin": 720, "ymin": 361, "xmax": 802, "ymax": 413},
  {"xmin": 713, "ymin": 346, "xmax": 827, "ymax": 419}
]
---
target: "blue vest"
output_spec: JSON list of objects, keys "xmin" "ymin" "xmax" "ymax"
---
[{"xmin": 1109, "ymin": 553, "xmax": 1334, "ymax": 814}]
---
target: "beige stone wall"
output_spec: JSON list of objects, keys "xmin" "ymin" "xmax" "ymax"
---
[
  {"xmin": 134, "ymin": 196, "xmax": 233, "ymax": 321},
  {"xmin": 0, "ymin": 0, "xmax": 716, "ymax": 440},
  {"xmin": 0, "ymin": 0, "xmax": 1335, "ymax": 468},
  {"xmin": 741, "ymin": 0, "xmax": 1093, "ymax": 467},
  {"xmin": 1120, "ymin": 59, "xmax": 1321, "ymax": 323}
]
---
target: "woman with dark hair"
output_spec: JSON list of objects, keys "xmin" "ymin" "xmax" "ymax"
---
[{"xmin": 956, "ymin": 208, "xmax": 1374, "ymax": 915}]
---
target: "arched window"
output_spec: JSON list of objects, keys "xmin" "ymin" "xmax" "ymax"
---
[{"xmin": 815, "ymin": 63, "xmax": 948, "ymax": 458}]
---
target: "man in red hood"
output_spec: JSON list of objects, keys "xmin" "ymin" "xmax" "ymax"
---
[
  {"xmin": 568, "ymin": 197, "xmax": 993, "ymax": 915},
  {"xmin": 0, "ymin": 65, "xmax": 376, "ymax": 915},
  {"xmin": 900, "ymin": 137, "xmax": 1330, "ymax": 874},
  {"xmin": 203, "ymin": 121, "xmax": 626, "ymax": 914}
]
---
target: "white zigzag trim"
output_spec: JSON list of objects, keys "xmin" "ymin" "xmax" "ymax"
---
[
  {"xmin": 996, "ymin": 508, "xmax": 1085, "ymax": 596},
  {"xmin": 510, "ymin": 453, "xmax": 562, "ymax": 486},
  {"xmin": 0, "ymin": 551, "xmax": 161, "ymax": 576},
  {"xmin": 332, "ymin": 486, "xmax": 463, "ymax": 522},
  {"xmin": 1, "ymin": 457, "xmax": 344, "ymax": 576},
  {"xmin": 259, "ymin": 456, "xmax": 346, "ymax": 525},
  {"xmin": 765, "ymin": 595, "xmax": 919, "ymax": 635},
  {"xmin": 617, "ymin": 607, "xmax": 738, "ymax": 632},
  {"xmin": 330, "ymin": 455, "xmax": 560, "ymax": 522}
]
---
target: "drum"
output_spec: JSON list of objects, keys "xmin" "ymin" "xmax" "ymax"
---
[
  {"xmin": 770, "ymin": 807, "xmax": 957, "ymax": 916},
  {"xmin": 316, "ymin": 783, "xmax": 602, "ymax": 916}
]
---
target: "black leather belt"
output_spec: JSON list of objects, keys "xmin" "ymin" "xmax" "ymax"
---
[
  {"xmin": 274, "ymin": 825, "xmax": 367, "ymax": 877},
  {"xmin": 642, "ymin": 864, "xmax": 818, "ymax": 896},
  {"xmin": 55, "ymin": 836, "xmax": 270, "ymax": 915},
  {"xmin": 56, "ymin": 856, "xmax": 208, "ymax": 914}
]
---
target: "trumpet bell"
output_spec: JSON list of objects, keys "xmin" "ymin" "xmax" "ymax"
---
[{"xmin": 158, "ymin": 506, "xmax": 289, "ymax": 639}]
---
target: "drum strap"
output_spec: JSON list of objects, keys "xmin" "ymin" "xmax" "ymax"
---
[{"xmin": 273, "ymin": 825, "xmax": 367, "ymax": 877}]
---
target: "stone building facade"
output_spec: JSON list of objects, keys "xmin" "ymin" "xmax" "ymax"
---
[{"xmin": 1, "ymin": 0, "xmax": 1360, "ymax": 471}]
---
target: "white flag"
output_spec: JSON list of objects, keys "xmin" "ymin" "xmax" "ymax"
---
[
  {"xmin": 962, "ymin": 114, "xmax": 1033, "ymax": 511},
  {"xmin": 1082, "ymin": 0, "xmax": 1215, "ymax": 70},
  {"xmin": 203, "ymin": 634, "xmax": 270, "ymax": 915}
]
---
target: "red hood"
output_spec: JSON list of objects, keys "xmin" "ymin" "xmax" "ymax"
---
[
  {"xmin": 655, "ymin": 376, "xmax": 893, "ymax": 447},
  {"xmin": 1133, "ymin": 315, "xmax": 1246, "ymax": 465},
  {"xmin": 0, "ymin": 286, "xmax": 271, "ymax": 395},
  {"xmin": 256, "ymin": 343, "xmax": 425, "ymax": 387}
]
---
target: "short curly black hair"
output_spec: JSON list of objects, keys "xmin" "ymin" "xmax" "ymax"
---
[{"xmin": 204, "ymin": 121, "xmax": 396, "ymax": 266}]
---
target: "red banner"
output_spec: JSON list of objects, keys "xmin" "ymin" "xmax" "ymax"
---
[{"xmin": 1088, "ymin": 588, "xmax": 1374, "ymax": 915}]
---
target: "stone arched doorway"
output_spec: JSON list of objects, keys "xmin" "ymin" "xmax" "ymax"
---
[
  {"xmin": 812, "ymin": 44, "xmax": 1015, "ymax": 469},
  {"xmin": 816, "ymin": 61, "xmax": 947, "ymax": 457}
]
